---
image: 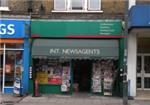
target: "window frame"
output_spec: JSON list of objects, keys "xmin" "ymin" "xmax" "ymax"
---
[
  {"xmin": 88, "ymin": 0, "xmax": 101, "ymax": 11},
  {"xmin": 0, "ymin": 0, "xmax": 9, "ymax": 11},
  {"xmin": 70, "ymin": 0, "xmax": 84, "ymax": 10},
  {"xmin": 53, "ymin": 0, "xmax": 103, "ymax": 13}
]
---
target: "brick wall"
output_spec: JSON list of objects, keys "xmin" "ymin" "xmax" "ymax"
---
[
  {"xmin": 8, "ymin": 0, "xmax": 28, "ymax": 14},
  {"xmin": 136, "ymin": 0, "xmax": 150, "ymax": 5},
  {"xmin": 2, "ymin": 0, "xmax": 125, "ymax": 19}
]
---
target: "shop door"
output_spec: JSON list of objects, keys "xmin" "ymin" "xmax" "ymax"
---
[
  {"xmin": 137, "ymin": 55, "xmax": 150, "ymax": 90},
  {"xmin": 1, "ymin": 43, "xmax": 23, "ymax": 93}
]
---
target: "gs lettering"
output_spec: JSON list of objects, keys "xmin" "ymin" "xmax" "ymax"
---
[{"xmin": 0, "ymin": 24, "xmax": 15, "ymax": 35}]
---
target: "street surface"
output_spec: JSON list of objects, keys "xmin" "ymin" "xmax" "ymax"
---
[{"xmin": 1, "ymin": 94, "xmax": 150, "ymax": 105}]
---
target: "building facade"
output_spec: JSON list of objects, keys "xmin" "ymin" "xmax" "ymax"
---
[
  {"xmin": 0, "ymin": 19, "xmax": 30, "ymax": 94},
  {"xmin": 28, "ymin": 0, "xmax": 125, "ymax": 97},
  {"xmin": 128, "ymin": 1, "xmax": 150, "ymax": 98},
  {"xmin": 30, "ymin": 20, "xmax": 123, "ymax": 96},
  {"xmin": 1, "ymin": 0, "xmax": 126, "ymax": 96}
]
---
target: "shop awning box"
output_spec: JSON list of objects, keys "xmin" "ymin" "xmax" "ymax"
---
[{"xmin": 32, "ymin": 39, "xmax": 119, "ymax": 59}]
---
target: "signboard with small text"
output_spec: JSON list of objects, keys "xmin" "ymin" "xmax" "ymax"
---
[{"xmin": 31, "ymin": 20, "xmax": 122, "ymax": 38}]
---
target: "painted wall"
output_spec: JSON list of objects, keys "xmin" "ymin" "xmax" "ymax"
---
[{"xmin": 127, "ymin": 33, "xmax": 137, "ymax": 97}]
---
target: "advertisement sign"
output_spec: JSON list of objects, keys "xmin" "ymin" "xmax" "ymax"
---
[
  {"xmin": 13, "ymin": 77, "xmax": 21, "ymax": 95},
  {"xmin": 31, "ymin": 20, "xmax": 123, "ymax": 38},
  {"xmin": 0, "ymin": 20, "xmax": 30, "ymax": 38},
  {"xmin": 36, "ymin": 72, "xmax": 48, "ymax": 84},
  {"xmin": 13, "ymin": 65, "xmax": 22, "ymax": 96},
  {"xmin": 48, "ymin": 77, "xmax": 62, "ymax": 85}
]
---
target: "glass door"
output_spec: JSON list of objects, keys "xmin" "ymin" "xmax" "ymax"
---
[
  {"xmin": 137, "ymin": 55, "xmax": 150, "ymax": 90},
  {"xmin": 1, "ymin": 43, "xmax": 23, "ymax": 93},
  {"xmin": 137, "ymin": 56, "xmax": 143, "ymax": 89},
  {"xmin": 143, "ymin": 56, "xmax": 150, "ymax": 89},
  {"xmin": 4, "ymin": 50, "xmax": 23, "ymax": 92}
]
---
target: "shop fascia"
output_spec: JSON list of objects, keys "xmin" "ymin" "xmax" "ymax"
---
[
  {"xmin": 49, "ymin": 48, "xmax": 100, "ymax": 55},
  {"xmin": 0, "ymin": 23, "xmax": 15, "ymax": 35}
]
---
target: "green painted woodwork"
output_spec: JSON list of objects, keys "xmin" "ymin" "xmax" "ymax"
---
[
  {"xmin": 118, "ymin": 39, "xmax": 125, "ymax": 97},
  {"xmin": 31, "ymin": 20, "xmax": 122, "ymax": 37},
  {"xmin": 29, "ymin": 80, "xmax": 34, "ymax": 94},
  {"xmin": 39, "ymin": 85, "xmax": 61, "ymax": 94}
]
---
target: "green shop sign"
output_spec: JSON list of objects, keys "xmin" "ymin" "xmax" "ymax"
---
[{"xmin": 31, "ymin": 20, "xmax": 122, "ymax": 38}]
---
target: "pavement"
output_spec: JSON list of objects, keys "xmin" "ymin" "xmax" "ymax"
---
[
  {"xmin": 0, "ymin": 94, "xmax": 150, "ymax": 105},
  {"xmin": 0, "ymin": 94, "xmax": 25, "ymax": 105}
]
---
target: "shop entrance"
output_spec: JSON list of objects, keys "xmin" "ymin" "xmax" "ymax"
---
[
  {"xmin": 136, "ymin": 38, "xmax": 150, "ymax": 98},
  {"xmin": 137, "ymin": 55, "xmax": 150, "ymax": 90},
  {"xmin": 72, "ymin": 60, "xmax": 92, "ymax": 93},
  {"xmin": 0, "ymin": 43, "xmax": 23, "ymax": 93}
]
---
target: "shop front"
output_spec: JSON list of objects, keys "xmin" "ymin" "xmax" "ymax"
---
[
  {"xmin": 0, "ymin": 20, "xmax": 30, "ymax": 94},
  {"xmin": 30, "ymin": 20, "xmax": 124, "ymax": 96},
  {"xmin": 128, "ymin": 5, "xmax": 150, "ymax": 97}
]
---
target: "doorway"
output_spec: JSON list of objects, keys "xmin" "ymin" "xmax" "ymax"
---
[
  {"xmin": 137, "ymin": 54, "xmax": 150, "ymax": 90},
  {"xmin": 72, "ymin": 60, "xmax": 92, "ymax": 93},
  {"xmin": 0, "ymin": 43, "xmax": 23, "ymax": 93}
]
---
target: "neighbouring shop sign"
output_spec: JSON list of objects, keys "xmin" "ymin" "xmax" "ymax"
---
[
  {"xmin": 32, "ymin": 39, "xmax": 119, "ymax": 59},
  {"xmin": 31, "ymin": 20, "xmax": 122, "ymax": 37},
  {"xmin": 129, "ymin": 5, "xmax": 150, "ymax": 27},
  {"xmin": 0, "ymin": 20, "xmax": 30, "ymax": 38},
  {"xmin": 0, "ymin": 24, "xmax": 15, "ymax": 35}
]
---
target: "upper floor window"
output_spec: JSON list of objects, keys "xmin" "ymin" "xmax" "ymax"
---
[
  {"xmin": 53, "ymin": 0, "xmax": 102, "ymax": 13},
  {"xmin": 0, "ymin": 0, "xmax": 9, "ymax": 11}
]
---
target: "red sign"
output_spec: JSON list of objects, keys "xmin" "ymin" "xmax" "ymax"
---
[{"xmin": 48, "ymin": 78, "xmax": 62, "ymax": 85}]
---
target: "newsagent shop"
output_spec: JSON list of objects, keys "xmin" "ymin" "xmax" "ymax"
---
[
  {"xmin": 29, "ymin": 20, "xmax": 124, "ymax": 96},
  {"xmin": 0, "ymin": 19, "xmax": 30, "ymax": 94}
]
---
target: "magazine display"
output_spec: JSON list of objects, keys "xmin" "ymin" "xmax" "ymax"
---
[
  {"xmin": 92, "ymin": 59, "xmax": 117, "ymax": 95},
  {"xmin": 61, "ymin": 66, "xmax": 70, "ymax": 92},
  {"xmin": 92, "ymin": 63, "xmax": 102, "ymax": 93}
]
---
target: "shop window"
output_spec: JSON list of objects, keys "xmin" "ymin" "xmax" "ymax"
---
[
  {"xmin": 5, "ymin": 50, "xmax": 23, "ymax": 87},
  {"xmin": 34, "ymin": 59, "xmax": 71, "ymax": 92},
  {"xmin": 5, "ymin": 51, "xmax": 15, "ymax": 86},
  {"xmin": 0, "ymin": 0, "xmax": 9, "ymax": 11},
  {"xmin": 92, "ymin": 59, "xmax": 118, "ymax": 96},
  {"xmin": 53, "ymin": 0, "xmax": 102, "ymax": 12},
  {"xmin": 0, "ymin": 43, "xmax": 4, "ymax": 50}
]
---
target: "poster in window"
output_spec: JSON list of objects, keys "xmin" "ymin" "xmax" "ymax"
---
[
  {"xmin": 15, "ymin": 65, "xmax": 22, "ymax": 78},
  {"xmin": 47, "ymin": 67, "xmax": 62, "ymax": 85},
  {"xmin": 36, "ymin": 72, "xmax": 48, "ymax": 84},
  {"xmin": 14, "ymin": 65, "xmax": 22, "ymax": 96},
  {"xmin": 5, "ymin": 64, "xmax": 12, "ymax": 74}
]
